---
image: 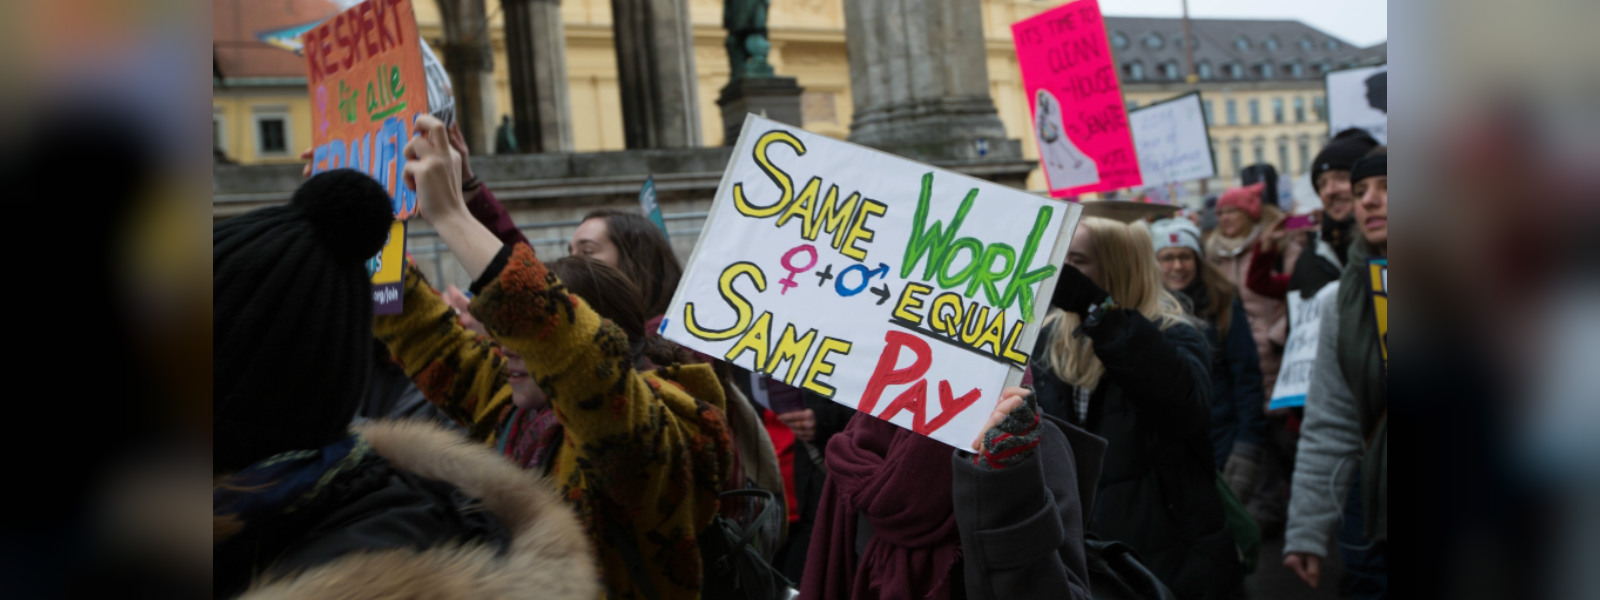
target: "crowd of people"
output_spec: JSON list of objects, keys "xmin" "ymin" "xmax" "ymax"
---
[{"xmin": 213, "ymin": 115, "xmax": 1388, "ymax": 599}]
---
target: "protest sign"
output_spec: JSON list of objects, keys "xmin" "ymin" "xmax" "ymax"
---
[
  {"xmin": 1327, "ymin": 64, "xmax": 1388, "ymax": 144},
  {"xmin": 639, "ymin": 176, "xmax": 668, "ymax": 239},
  {"xmin": 1269, "ymin": 283, "xmax": 1338, "ymax": 410},
  {"xmin": 661, "ymin": 115, "xmax": 1081, "ymax": 449},
  {"xmin": 1129, "ymin": 92, "xmax": 1216, "ymax": 188},
  {"xmin": 303, "ymin": 0, "xmax": 429, "ymax": 314},
  {"xmin": 1012, "ymin": 0, "xmax": 1141, "ymax": 198},
  {"xmin": 1369, "ymin": 257, "xmax": 1388, "ymax": 373}
]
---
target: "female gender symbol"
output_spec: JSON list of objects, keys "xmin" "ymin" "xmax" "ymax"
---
[{"xmin": 778, "ymin": 244, "xmax": 818, "ymax": 295}]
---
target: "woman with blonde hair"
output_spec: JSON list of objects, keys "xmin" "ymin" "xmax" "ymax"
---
[{"xmin": 1031, "ymin": 217, "xmax": 1244, "ymax": 599}]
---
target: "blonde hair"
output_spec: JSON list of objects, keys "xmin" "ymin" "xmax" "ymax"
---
[{"xmin": 1041, "ymin": 217, "xmax": 1199, "ymax": 390}]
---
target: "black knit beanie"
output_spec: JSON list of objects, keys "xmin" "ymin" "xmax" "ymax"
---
[
  {"xmin": 213, "ymin": 169, "xmax": 395, "ymax": 473},
  {"xmin": 1310, "ymin": 129, "xmax": 1380, "ymax": 193}
]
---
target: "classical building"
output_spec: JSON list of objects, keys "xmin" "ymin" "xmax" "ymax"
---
[{"xmin": 1105, "ymin": 17, "xmax": 1387, "ymax": 195}]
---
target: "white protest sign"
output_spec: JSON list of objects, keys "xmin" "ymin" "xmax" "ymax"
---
[
  {"xmin": 1129, "ymin": 92, "xmax": 1217, "ymax": 188},
  {"xmin": 1269, "ymin": 282, "xmax": 1339, "ymax": 409},
  {"xmin": 661, "ymin": 115, "xmax": 1081, "ymax": 449},
  {"xmin": 1326, "ymin": 64, "xmax": 1387, "ymax": 144}
]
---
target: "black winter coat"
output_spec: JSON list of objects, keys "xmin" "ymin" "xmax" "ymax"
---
[
  {"xmin": 1203, "ymin": 299, "xmax": 1269, "ymax": 468},
  {"xmin": 1032, "ymin": 310, "xmax": 1244, "ymax": 600}
]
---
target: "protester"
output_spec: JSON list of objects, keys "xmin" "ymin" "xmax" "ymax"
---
[
  {"xmin": 1285, "ymin": 146, "xmax": 1389, "ymax": 598},
  {"xmin": 1152, "ymin": 218, "xmax": 1268, "ymax": 502},
  {"xmin": 1030, "ymin": 216, "xmax": 1243, "ymax": 599},
  {"xmin": 373, "ymin": 115, "xmax": 732, "ymax": 600},
  {"xmin": 571, "ymin": 209, "xmax": 683, "ymax": 319},
  {"xmin": 951, "ymin": 387, "xmax": 1106, "ymax": 600},
  {"xmin": 213, "ymin": 169, "xmax": 595, "ymax": 599},
  {"xmin": 1206, "ymin": 182, "xmax": 1295, "ymax": 398},
  {"xmin": 1289, "ymin": 129, "xmax": 1381, "ymax": 297}
]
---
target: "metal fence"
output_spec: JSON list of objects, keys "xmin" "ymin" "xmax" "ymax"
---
[{"xmin": 405, "ymin": 211, "xmax": 710, "ymax": 289}]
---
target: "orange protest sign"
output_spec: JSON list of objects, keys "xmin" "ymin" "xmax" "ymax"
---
[{"xmin": 302, "ymin": 0, "xmax": 429, "ymax": 313}]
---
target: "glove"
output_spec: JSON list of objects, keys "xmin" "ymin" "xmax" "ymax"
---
[
  {"xmin": 1222, "ymin": 446, "xmax": 1262, "ymax": 504},
  {"xmin": 973, "ymin": 390, "xmax": 1043, "ymax": 470},
  {"xmin": 1050, "ymin": 264, "xmax": 1112, "ymax": 318}
]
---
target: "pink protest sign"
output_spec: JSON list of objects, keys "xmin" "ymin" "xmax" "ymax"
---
[{"xmin": 1012, "ymin": 0, "xmax": 1141, "ymax": 198}]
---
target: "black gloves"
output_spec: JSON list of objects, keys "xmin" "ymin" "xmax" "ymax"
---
[{"xmin": 1050, "ymin": 264, "xmax": 1112, "ymax": 318}]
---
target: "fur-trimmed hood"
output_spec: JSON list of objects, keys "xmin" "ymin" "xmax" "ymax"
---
[{"xmin": 239, "ymin": 420, "xmax": 600, "ymax": 599}]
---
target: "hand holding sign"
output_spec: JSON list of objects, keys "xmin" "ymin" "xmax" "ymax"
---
[{"xmin": 402, "ymin": 115, "xmax": 463, "ymax": 222}]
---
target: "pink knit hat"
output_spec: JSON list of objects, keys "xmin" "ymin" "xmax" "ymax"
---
[{"xmin": 1217, "ymin": 183, "xmax": 1264, "ymax": 221}]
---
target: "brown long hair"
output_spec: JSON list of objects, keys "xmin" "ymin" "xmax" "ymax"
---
[
  {"xmin": 1192, "ymin": 250, "xmax": 1236, "ymax": 339},
  {"xmin": 581, "ymin": 209, "xmax": 682, "ymax": 318},
  {"xmin": 548, "ymin": 256, "xmax": 692, "ymax": 367}
]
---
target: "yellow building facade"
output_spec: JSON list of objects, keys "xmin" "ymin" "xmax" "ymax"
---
[{"xmin": 215, "ymin": 0, "xmax": 1358, "ymax": 194}]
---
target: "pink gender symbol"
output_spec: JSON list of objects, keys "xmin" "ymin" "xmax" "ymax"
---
[{"xmin": 778, "ymin": 244, "xmax": 818, "ymax": 295}]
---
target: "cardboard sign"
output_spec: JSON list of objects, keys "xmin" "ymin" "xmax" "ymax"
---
[
  {"xmin": 1369, "ymin": 257, "xmax": 1388, "ymax": 373},
  {"xmin": 303, "ymin": 0, "xmax": 429, "ymax": 314},
  {"xmin": 1129, "ymin": 92, "xmax": 1216, "ymax": 188},
  {"xmin": 1269, "ymin": 283, "xmax": 1338, "ymax": 410},
  {"xmin": 1012, "ymin": 0, "xmax": 1142, "ymax": 197},
  {"xmin": 1327, "ymin": 64, "xmax": 1388, "ymax": 144},
  {"xmin": 661, "ymin": 115, "xmax": 1081, "ymax": 449}
]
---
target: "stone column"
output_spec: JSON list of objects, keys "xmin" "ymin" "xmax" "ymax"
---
[
  {"xmin": 843, "ymin": 0, "xmax": 1027, "ymax": 176},
  {"xmin": 504, "ymin": 0, "xmax": 574, "ymax": 152},
  {"xmin": 438, "ymin": 0, "xmax": 498, "ymax": 154},
  {"xmin": 611, "ymin": 0, "xmax": 702, "ymax": 149}
]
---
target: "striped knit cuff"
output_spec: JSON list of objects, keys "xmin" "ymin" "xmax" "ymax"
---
[{"xmin": 973, "ymin": 394, "xmax": 1042, "ymax": 470}]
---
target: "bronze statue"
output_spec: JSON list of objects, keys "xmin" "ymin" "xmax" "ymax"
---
[{"xmin": 724, "ymin": 0, "xmax": 774, "ymax": 80}]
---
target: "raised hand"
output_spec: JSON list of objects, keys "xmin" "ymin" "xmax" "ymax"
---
[
  {"xmin": 969, "ymin": 386, "xmax": 1042, "ymax": 470},
  {"xmin": 402, "ymin": 115, "xmax": 464, "ymax": 223}
]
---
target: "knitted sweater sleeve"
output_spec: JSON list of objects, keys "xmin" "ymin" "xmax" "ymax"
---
[
  {"xmin": 466, "ymin": 243, "xmax": 732, "ymax": 600},
  {"xmin": 1284, "ymin": 285, "xmax": 1363, "ymax": 557},
  {"xmin": 372, "ymin": 261, "xmax": 515, "ymax": 442}
]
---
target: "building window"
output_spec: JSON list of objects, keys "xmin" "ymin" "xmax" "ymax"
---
[
  {"xmin": 1298, "ymin": 138, "xmax": 1311, "ymax": 173},
  {"xmin": 1161, "ymin": 62, "xmax": 1180, "ymax": 80},
  {"xmin": 1230, "ymin": 63, "xmax": 1246, "ymax": 79},
  {"xmin": 253, "ymin": 109, "xmax": 290, "ymax": 156},
  {"xmin": 1229, "ymin": 138, "xmax": 1242, "ymax": 173},
  {"xmin": 1258, "ymin": 63, "xmax": 1275, "ymax": 78},
  {"xmin": 1287, "ymin": 62, "xmax": 1304, "ymax": 78},
  {"xmin": 1204, "ymin": 100, "xmax": 1215, "ymax": 124},
  {"xmin": 1126, "ymin": 62, "xmax": 1145, "ymax": 81},
  {"xmin": 1112, "ymin": 32, "xmax": 1129, "ymax": 50},
  {"xmin": 1253, "ymin": 138, "xmax": 1265, "ymax": 165},
  {"xmin": 1144, "ymin": 34, "xmax": 1164, "ymax": 50},
  {"xmin": 1326, "ymin": 40, "xmax": 1340, "ymax": 51},
  {"xmin": 1273, "ymin": 98, "xmax": 1284, "ymax": 123},
  {"xmin": 1278, "ymin": 138, "xmax": 1291, "ymax": 175},
  {"xmin": 1295, "ymin": 97, "xmax": 1306, "ymax": 122},
  {"xmin": 1313, "ymin": 96, "xmax": 1327, "ymax": 121},
  {"xmin": 1127, "ymin": 100, "xmax": 1139, "ymax": 112},
  {"xmin": 1234, "ymin": 36, "xmax": 1250, "ymax": 51},
  {"xmin": 1198, "ymin": 61, "xmax": 1213, "ymax": 79},
  {"xmin": 1299, "ymin": 37, "xmax": 1314, "ymax": 51},
  {"xmin": 1264, "ymin": 37, "xmax": 1280, "ymax": 52},
  {"xmin": 1226, "ymin": 99, "xmax": 1238, "ymax": 125},
  {"xmin": 1249, "ymin": 99, "xmax": 1260, "ymax": 124},
  {"xmin": 1316, "ymin": 62, "xmax": 1332, "ymax": 75}
]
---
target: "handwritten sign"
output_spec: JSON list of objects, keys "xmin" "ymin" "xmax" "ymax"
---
[
  {"xmin": 1129, "ymin": 92, "xmax": 1216, "ymax": 188},
  {"xmin": 1327, "ymin": 64, "xmax": 1388, "ymax": 144},
  {"xmin": 1012, "ymin": 0, "xmax": 1142, "ymax": 198},
  {"xmin": 303, "ymin": 0, "xmax": 429, "ymax": 314},
  {"xmin": 1369, "ymin": 258, "xmax": 1387, "ymax": 374},
  {"xmin": 661, "ymin": 115, "xmax": 1081, "ymax": 449},
  {"xmin": 1269, "ymin": 283, "xmax": 1338, "ymax": 410}
]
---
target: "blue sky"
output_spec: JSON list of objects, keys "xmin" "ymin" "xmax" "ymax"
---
[{"xmin": 1101, "ymin": 0, "xmax": 1388, "ymax": 47}]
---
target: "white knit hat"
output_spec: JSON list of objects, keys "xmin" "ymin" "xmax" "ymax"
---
[{"xmin": 1150, "ymin": 218, "xmax": 1203, "ymax": 258}]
